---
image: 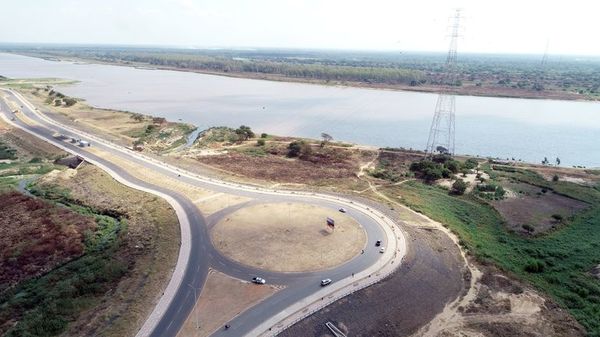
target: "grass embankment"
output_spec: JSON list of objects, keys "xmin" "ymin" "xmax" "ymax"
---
[
  {"xmin": 387, "ymin": 167, "xmax": 600, "ymax": 336},
  {"xmin": 16, "ymin": 84, "xmax": 195, "ymax": 151},
  {"xmin": 0, "ymin": 185, "xmax": 127, "ymax": 336},
  {"xmin": 0, "ymin": 117, "xmax": 179, "ymax": 337}
]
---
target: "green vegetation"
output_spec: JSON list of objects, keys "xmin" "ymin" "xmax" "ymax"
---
[
  {"xmin": 6, "ymin": 47, "xmax": 600, "ymax": 99},
  {"xmin": 0, "ymin": 184, "xmax": 128, "ymax": 337},
  {"xmin": 409, "ymin": 155, "xmax": 465, "ymax": 182},
  {"xmin": 450, "ymin": 179, "xmax": 468, "ymax": 195},
  {"xmin": 392, "ymin": 167, "xmax": 600, "ymax": 336},
  {"xmin": 194, "ymin": 125, "xmax": 255, "ymax": 147},
  {"xmin": 287, "ymin": 140, "xmax": 312, "ymax": 159},
  {"xmin": 0, "ymin": 141, "xmax": 17, "ymax": 160}
]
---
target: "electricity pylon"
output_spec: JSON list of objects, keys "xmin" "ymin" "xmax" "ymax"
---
[{"xmin": 425, "ymin": 9, "xmax": 461, "ymax": 157}]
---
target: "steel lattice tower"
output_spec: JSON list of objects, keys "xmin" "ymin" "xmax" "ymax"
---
[{"xmin": 425, "ymin": 9, "xmax": 461, "ymax": 157}]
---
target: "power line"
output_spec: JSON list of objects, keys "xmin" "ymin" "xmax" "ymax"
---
[{"xmin": 425, "ymin": 9, "xmax": 461, "ymax": 157}]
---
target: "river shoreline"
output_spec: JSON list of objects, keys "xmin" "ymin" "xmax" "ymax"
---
[{"xmin": 14, "ymin": 52, "xmax": 595, "ymax": 103}]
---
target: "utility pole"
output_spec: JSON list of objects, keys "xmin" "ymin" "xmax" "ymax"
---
[{"xmin": 425, "ymin": 9, "xmax": 461, "ymax": 157}]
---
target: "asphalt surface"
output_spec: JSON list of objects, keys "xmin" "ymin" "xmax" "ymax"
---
[{"xmin": 0, "ymin": 91, "xmax": 391, "ymax": 337}]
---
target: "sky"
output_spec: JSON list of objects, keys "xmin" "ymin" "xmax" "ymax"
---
[{"xmin": 1, "ymin": 0, "xmax": 599, "ymax": 55}]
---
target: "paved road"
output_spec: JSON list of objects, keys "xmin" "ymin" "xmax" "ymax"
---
[{"xmin": 0, "ymin": 90, "xmax": 400, "ymax": 337}]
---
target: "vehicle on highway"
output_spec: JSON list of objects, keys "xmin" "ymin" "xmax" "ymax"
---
[
  {"xmin": 338, "ymin": 207, "xmax": 347, "ymax": 213},
  {"xmin": 320, "ymin": 278, "xmax": 332, "ymax": 286},
  {"xmin": 10, "ymin": 117, "xmax": 15, "ymax": 121},
  {"xmin": 375, "ymin": 240, "xmax": 382, "ymax": 246},
  {"xmin": 252, "ymin": 277, "xmax": 266, "ymax": 284},
  {"xmin": 379, "ymin": 247, "xmax": 385, "ymax": 253},
  {"xmin": 79, "ymin": 140, "xmax": 91, "ymax": 147}
]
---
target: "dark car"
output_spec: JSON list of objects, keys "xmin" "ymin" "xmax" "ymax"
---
[{"xmin": 375, "ymin": 240, "xmax": 382, "ymax": 247}]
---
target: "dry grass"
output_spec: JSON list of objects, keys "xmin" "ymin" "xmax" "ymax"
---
[
  {"xmin": 40, "ymin": 164, "xmax": 180, "ymax": 337},
  {"xmin": 211, "ymin": 202, "xmax": 366, "ymax": 272},
  {"xmin": 0, "ymin": 191, "xmax": 95, "ymax": 291},
  {"xmin": 193, "ymin": 193, "xmax": 252, "ymax": 216},
  {"xmin": 86, "ymin": 147, "xmax": 215, "ymax": 201},
  {"xmin": 176, "ymin": 269, "xmax": 279, "ymax": 337}
]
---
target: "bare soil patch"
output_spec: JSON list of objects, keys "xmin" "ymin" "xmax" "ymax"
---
[
  {"xmin": 0, "ymin": 119, "xmax": 64, "ymax": 160},
  {"xmin": 279, "ymin": 223, "xmax": 466, "ymax": 337},
  {"xmin": 211, "ymin": 202, "xmax": 366, "ymax": 272},
  {"xmin": 177, "ymin": 269, "xmax": 279, "ymax": 337},
  {"xmin": 0, "ymin": 191, "xmax": 95, "ymax": 290},
  {"xmin": 492, "ymin": 182, "xmax": 588, "ymax": 234},
  {"xmin": 193, "ymin": 142, "xmax": 371, "ymax": 186},
  {"xmin": 193, "ymin": 193, "xmax": 252, "ymax": 216},
  {"xmin": 426, "ymin": 265, "xmax": 585, "ymax": 337}
]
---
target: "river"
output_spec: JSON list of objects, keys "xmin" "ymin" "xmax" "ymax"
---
[{"xmin": 0, "ymin": 52, "xmax": 598, "ymax": 167}]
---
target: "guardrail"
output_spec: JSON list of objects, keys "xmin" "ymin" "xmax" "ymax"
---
[{"xmin": 5, "ymin": 89, "xmax": 407, "ymax": 337}]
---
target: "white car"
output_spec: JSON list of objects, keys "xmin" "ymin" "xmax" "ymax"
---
[
  {"xmin": 320, "ymin": 278, "xmax": 332, "ymax": 286},
  {"xmin": 379, "ymin": 247, "xmax": 385, "ymax": 253},
  {"xmin": 252, "ymin": 277, "xmax": 266, "ymax": 284}
]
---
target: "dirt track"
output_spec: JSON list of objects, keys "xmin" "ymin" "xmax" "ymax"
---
[{"xmin": 279, "ymin": 224, "xmax": 466, "ymax": 337}]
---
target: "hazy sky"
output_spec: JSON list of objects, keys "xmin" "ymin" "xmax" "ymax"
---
[{"xmin": 1, "ymin": 0, "xmax": 599, "ymax": 55}]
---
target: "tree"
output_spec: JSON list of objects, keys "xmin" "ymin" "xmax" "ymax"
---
[
  {"xmin": 451, "ymin": 179, "xmax": 468, "ymax": 195},
  {"xmin": 552, "ymin": 174, "xmax": 559, "ymax": 182},
  {"xmin": 131, "ymin": 113, "xmax": 144, "ymax": 122},
  {"xmin": 54, "ymin": 99, "xmax": 62, "ymax": 106},
  {"xmin": 445, "ymin": 160, "xmax": 461, "ymax": 174},
  {"xmin": 235, "ymin": 125, "xmax": 255, "ymax": 140},
  {"xmin": 287, "ymin": 141, "xmax": 312, "ymax": 159},
  {"xmin": 320, "ymin": 132, "xmax": 333, "ymax": 147},
  {"xmin": 63, "ymin": 97, "xmax": 77, "ymax": 107},
  {"xmin": 260, "ymin": 133, "xmax": 268, "ymax": 138}
]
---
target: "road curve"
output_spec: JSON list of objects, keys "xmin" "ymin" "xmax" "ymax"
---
[{"xmin": 0, "ymin": 89, "xmax": 407, "ymax": 337}]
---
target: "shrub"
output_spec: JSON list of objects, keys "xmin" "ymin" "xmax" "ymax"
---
[
  {"xmin": 524, "ymin": 260, "xmax": 545, "ymax": 273},
  {"xmin": 463, "ymin": 158, "xmax": 479, "ymax": 170},
  {"xmin": 551, "ymin": 214, "xmax": 564, "ymax": 222},
  {"xmin": 553, "ymin": 174, "xmax": 560, "ymax": 182},
  {"xmin": 256, "ymin": 139, "xmax": 266, "ymax": 146},
  {"xmin": 451, "ymin": 179, "xmax": 469, "ymax": 195},
  {"xmin": 522, "ymin": 224, "xmax": 535, "ymax": 233},
  {"xmin": 287, "ymin": 141, "xmax": 311, "ymax": 159},
  {"xmin": 260, "ymin": 133, "xmax": 268, "ymax": 138}
]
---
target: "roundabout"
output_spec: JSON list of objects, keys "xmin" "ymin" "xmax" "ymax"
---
[{"xmin": 211, "ymin": 202, "xmax": 367, "ymax": 273}]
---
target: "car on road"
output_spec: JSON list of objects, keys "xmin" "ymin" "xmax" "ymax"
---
[
  {"xmin": 379, "ymin": 247, "xmax": 385, "ymax": 253},
  {"xmin": 252, "ymin": 277, "xmax": 266, "ymax": 284},
  {"xmin": 320, "ymin": 278, "xmax": 332, "ymax": 286},
  {"xmin": 338, "ymin": 208, "xmax": 347, "ymax": 213},
  {"xmin": 375, "ymin": 240, "xmax": 382, "ymax": 246}
]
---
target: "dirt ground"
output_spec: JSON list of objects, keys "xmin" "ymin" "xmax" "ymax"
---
[
  {"xmin": 419, "ymin": 264, "xmax": 585, "ymax": 337},
  {"xmin": 85, "ymin": 147, "xmax": 216, "ymax": 201},
  {"xmin": 0, "ymin": 117, "xmax": 64, "ymax": 160},
  {"xmin": 492, "ymin": 181, "xmax": 588, "ymax": 234},
  {"xmin": 38, "ymin": 164, "xmax": 181, "ymax": 337},
  {"xmin": 193, "ymin": 192, "xmax": 253, "ymax": 216},
  {"xmin": 22, "ymin": 88, "xmax": 192, "ymax": 150},
  {"xmin": 279, "ymin": 219, "xmax": 467, "ymax": 337},
  {"xmin": 177, "ymin": 269, "xmax": 279, "ymax": 337},
  {"xmin": 193, "ymin": 145, "xmax": 369, "ymax": 186},
  {"xmin": 211, "ymin": 202, "xmax": 366, "ymax": 272}
]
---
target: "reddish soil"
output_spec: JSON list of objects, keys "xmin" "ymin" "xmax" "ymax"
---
[
  {"xmin": 196, "ymin": 147, "xmax": 363, "ymax": 184},
  {"xmin": 0, "ymin": 191, "xmax": 96, "ymax": 290}
]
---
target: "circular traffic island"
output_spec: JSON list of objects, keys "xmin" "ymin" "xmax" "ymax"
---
[{"xmin": 211, "ymin": 202, "xmax": 367, "ymax": 272}]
